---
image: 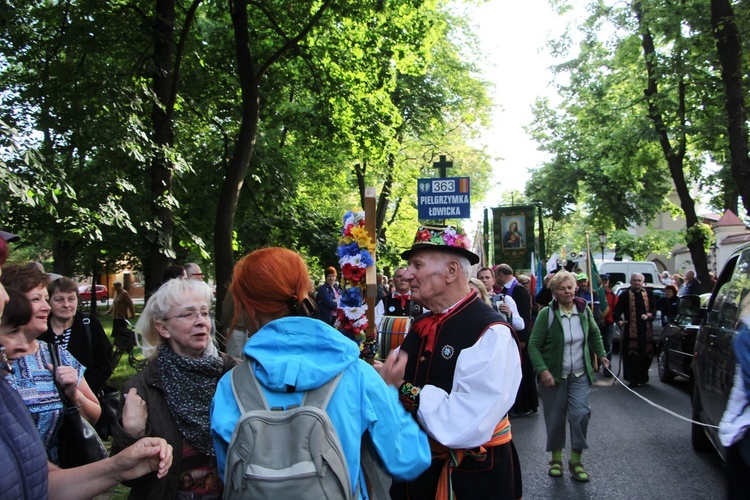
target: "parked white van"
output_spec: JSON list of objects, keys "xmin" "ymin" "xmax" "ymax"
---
[{"xmin": 599, "ymin": 261, "xmax": 660, "ymax": 286}]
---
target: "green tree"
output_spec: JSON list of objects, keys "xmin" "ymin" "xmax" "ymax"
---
[
  {"xmin": 710, "ymin": 0, "xmax": 750, "ymax": 219},
  {"xmin": 526, "ymin": 0, "xmax": 743, "ymax": 292}
]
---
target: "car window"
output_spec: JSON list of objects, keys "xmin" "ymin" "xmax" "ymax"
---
[
  {"xmin": 610, "ymin": 273, "xmax": 626, "ymax": 285},
  {"xmin": 708, "ymin": 255, "xmax": 738, "ymax": 327},
  {"xmin": 709, "ymin": 250, "xmax": 750, "ymax": 329},
  {"xmin": 644, "ymin": 274, "xmax": 654, "ymax": 284},
  {"xmin": 721, "ymin": 250, "xmax": 750, "ymax": 329}
]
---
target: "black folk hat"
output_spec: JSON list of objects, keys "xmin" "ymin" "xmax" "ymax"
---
[
  {"xmin": 401, "ymin": 225, "xmax": 479, "ymax": 265},
  {"xmin": 0, "ymin": 230, "xmax": 19, "ymax": 242}
]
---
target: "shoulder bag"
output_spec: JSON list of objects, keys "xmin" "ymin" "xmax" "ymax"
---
[
  {"xmin": 48, "ymin": 343, "xmax": 109, "ymax": 468},
  {"xmin": 80, "ymin": 314, "xmax": 120, "ymax": 440}
]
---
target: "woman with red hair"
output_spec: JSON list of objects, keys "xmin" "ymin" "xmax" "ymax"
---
[
  {"xmin": 211, "ymin": 247, "xmax": 430, "ymax": 496},
  {"xmin": 315, "ymin": 265, "xmax": 340, "ymax": 326}
]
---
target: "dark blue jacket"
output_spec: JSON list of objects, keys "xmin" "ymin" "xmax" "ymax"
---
[
  {"xmin": 0, "ymin": 377, "xmax": 49, "ymax": 499},
  {"xmin": 316, "ymin": 283, "xmax": 339, "ymax": 325}
]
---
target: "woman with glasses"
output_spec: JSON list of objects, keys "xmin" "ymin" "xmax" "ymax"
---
[{"xmin": 112, "ymin": 278, "xmax": 238, "ymax": 498}]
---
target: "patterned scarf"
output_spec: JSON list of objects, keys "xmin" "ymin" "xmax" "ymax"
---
[
  {"xmin": 157, "ymin": 343, "xmax": 224, "ymax": 456},
  {"xmin": 627, "ymin": 288, "xmax": 653, "ymax": 356}
]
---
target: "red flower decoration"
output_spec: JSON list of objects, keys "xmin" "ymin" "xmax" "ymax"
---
[
  {"xmin": 341, "ymin": 263, "xmax": 366, "ymax": 283},
  {"xmin": 416, "ymin": 228, "xmax": 432, "ymax": 242}
]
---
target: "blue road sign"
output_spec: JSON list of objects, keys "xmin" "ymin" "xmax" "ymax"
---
[{"xmin": 417, "ymin": 177, "xmax": 471, "ymax": 219}]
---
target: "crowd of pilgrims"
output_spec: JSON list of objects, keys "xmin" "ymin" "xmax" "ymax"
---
[{"xmin": 3, "ymin": 224, "xmax": 698, "ymax": 499}]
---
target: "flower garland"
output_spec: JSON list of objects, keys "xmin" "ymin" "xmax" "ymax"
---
[
  {"xmin": 414, "ymin": 225, "xmax": 468, "ymax": 248},
  {"xmin": 334, "ymin": 210, "xmax": 375, "ymax": 348}
]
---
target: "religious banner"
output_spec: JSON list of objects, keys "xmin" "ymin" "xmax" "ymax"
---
[{"xmin": 491, "ymin": 205, "xmax": 536, "ymax": 271}]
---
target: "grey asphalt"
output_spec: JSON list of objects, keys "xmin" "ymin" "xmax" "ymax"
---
[{"xmin": 510, "ymin": 356, "xmax": 726, "ymax": 499}]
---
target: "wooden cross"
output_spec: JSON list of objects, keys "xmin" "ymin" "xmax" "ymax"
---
[
  {"xmin": 364, "ymin": 187, "xmax": 377, "ymax": 365},
  {"xmin": 433, "ymin": 155, "xmax": 453, "ymax": 177}
]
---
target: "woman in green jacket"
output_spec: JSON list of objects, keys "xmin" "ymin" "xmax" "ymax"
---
[{"xmin": 528, "ymin": 270, "xmax": 609, "ymax": 483}]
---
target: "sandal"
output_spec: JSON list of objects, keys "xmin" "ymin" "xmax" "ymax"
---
[
  {"xmin": 548, "ymin": 460, "xmax": 563, "ymax": 478},
  {"xmin": 568, "ymin": 461, "xmax": 590, "ymax": 482}
]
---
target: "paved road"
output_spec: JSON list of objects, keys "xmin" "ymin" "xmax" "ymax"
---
[{"xmin": 510, "ymin": 355, "xmax": 726, "ymax": 499}]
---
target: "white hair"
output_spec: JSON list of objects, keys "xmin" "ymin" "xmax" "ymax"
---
[{"xmin": 138, "ymin": 278, "xmax": 217, "ymax": 360}]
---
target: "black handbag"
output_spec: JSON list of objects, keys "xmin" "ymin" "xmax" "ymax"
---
[
  {"xmin": 94, "ymin": 385, "xmax": 121, "ymax": 440},
  {"xmin": 48, "ymin": 343, "xmax": 109, "ymax": 468}
]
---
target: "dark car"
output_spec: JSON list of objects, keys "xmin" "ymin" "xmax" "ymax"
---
[
  {"xmin": 78, "ymin": 284, "xmax": 109, "ymax": 304},
  {"xmin": 612, "ymin": 284, "xmax": 666, "ymax": 353},
  {"xmin": 691, "ymin": 242, "xmax": 750, "ymax": 461},
  {"xmin": 656, "ymin": 294, "xmax": 704, "ymax": 383}
]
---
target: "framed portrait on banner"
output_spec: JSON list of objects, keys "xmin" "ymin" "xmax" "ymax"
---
[
  {"xmin": 501, "ymin": 215, "xmax": 526, "ymax": 249},
  {"xmin": 491, "ymin": 206, "xmax": 536, "ymax": 271}
]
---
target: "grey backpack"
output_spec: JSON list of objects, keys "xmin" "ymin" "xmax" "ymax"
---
[{"xmin": 224, "ymin": 362, "xmax": 353, "ymax": 500}]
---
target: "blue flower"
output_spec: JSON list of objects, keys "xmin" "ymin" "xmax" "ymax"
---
[
  {"xmin": 340, "ymin": 287, "xmax": 364, "ymax": 307},
  {"xmin": 337, "ymin": 242, "xmax": 361, "ymax": 259},
  {"xmin": 358, "ymin": 249, "xmax": 374, "ymax": 267}
]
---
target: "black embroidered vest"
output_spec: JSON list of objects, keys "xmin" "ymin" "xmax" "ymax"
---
[
  {"xmin": 400, "ymin": 294, "xmax": 506, "ymax": 393},
  {"xmin": 382, "ymin": 294, "xmax": 423, "ymax": 317}
]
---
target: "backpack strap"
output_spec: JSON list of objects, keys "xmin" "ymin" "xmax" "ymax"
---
[
  {"xmin": 548, "ymin": 306, "xmax": 555, "ymax": 331},
  {"xmin": 231, "ymin": 361, "xmax": 271, "ymax": 413},
  {"xmin": 301, "ymin": 372, "xmax": 343, "ymax": 411}
]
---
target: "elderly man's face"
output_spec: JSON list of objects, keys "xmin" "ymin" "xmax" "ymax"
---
[
  {"xmin": 187, "ymin": 265, "xmax": 204, "ymax": 281},
  {"xmin": 630, "ymin": 274, "xmax": 644, "ymax": 292},
  {"xmin": 403, "ymin": 251, "xmax": 449, "ymax": 308}
]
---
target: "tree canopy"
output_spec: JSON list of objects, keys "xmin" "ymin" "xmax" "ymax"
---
[
  {"xmin": 1, "ymin": 0, "xmax": 493, "ymax": 301},
  {"xmin": 526, "ymin": 0, "xmax": 750, "ymax": 290}
]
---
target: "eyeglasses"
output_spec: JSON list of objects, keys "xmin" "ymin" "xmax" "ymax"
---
[
  {"xmin": 168, "ymin": 310, "xmax": 210, "ymax": 322},
  {"xmin": 189, "ymin": 273, "xmax": 204, "ymax": 278}
]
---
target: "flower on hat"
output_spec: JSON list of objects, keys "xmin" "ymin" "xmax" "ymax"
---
[
  {"xmin": 416, "ymin": 228, "xmax": 432, "ymax": 242},
  {"xmin": 415, "ymin": 225, "xmax": 471, "ymax": 250}
]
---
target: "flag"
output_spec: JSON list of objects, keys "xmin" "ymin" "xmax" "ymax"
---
[
  {"xmin": 536, "ymin": 256, "xmax": 544, "ymax": 294},
  {"xmin": 590, "ymin": 259, "xmax": 602, "ymax": 288},
  {"xmin": 530, "ymin": 252, "xmax": 538, "ymax": 295},
  {"xmin": 589, "ymin": 258, "xmax": 608, "ymax": 314}
]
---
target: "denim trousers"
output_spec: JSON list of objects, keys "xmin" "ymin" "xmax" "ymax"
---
[{"xmin": 538, "ymin": 372, "xmax": 592, "ymax": 451}]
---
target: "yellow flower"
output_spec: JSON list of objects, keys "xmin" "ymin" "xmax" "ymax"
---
[{"xmin": 350, "ymin": 226, "xmax": 369, "ymax": 244}]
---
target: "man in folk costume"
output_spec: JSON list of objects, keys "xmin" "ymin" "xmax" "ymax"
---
[
  {"xmin": 374, "ymin": 266, "xmax": 424, "ymax": 329},
  {"xmin": 376, "ymin": 225, "xmax": 523, "ymax": 500},
  {"xmin": 613, "ymin": 273, "xmax": 656, "ymax": 387}
]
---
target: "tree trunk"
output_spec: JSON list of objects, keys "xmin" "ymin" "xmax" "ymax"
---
[
  {"xmin": 214, "ymin": 0, "xmax": 334, "ymax": 331},
  {"xmin": 711, "ymin": 0, "xmax": 750, "ymax": 219},
  {"xmin": 143, "ymin": 0, "xmax": 176, "ymax": 297},
  {"xmin": 143, "ymin": 0, "xmax": 201, "ymax": 297},
  {"xmin": 214, "ymin": 0, "xmax": 260, "ymax": 336},
  {"xmin": 634, "ymin": 1, "xmax": 711, "ymax": 291}
]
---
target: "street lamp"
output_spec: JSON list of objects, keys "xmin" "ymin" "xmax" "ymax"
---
[{"xmin": 598, "ymin": 231, "xmax": 607, "ymax": 261}]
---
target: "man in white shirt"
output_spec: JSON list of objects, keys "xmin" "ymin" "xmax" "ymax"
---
[
  {"xmin": 374, "ymin": 267, "xmax": 424, "ymax": 329},
  {"xmin": 377, "ymin": 225, "xmax": 522, "ymax": 500}
]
